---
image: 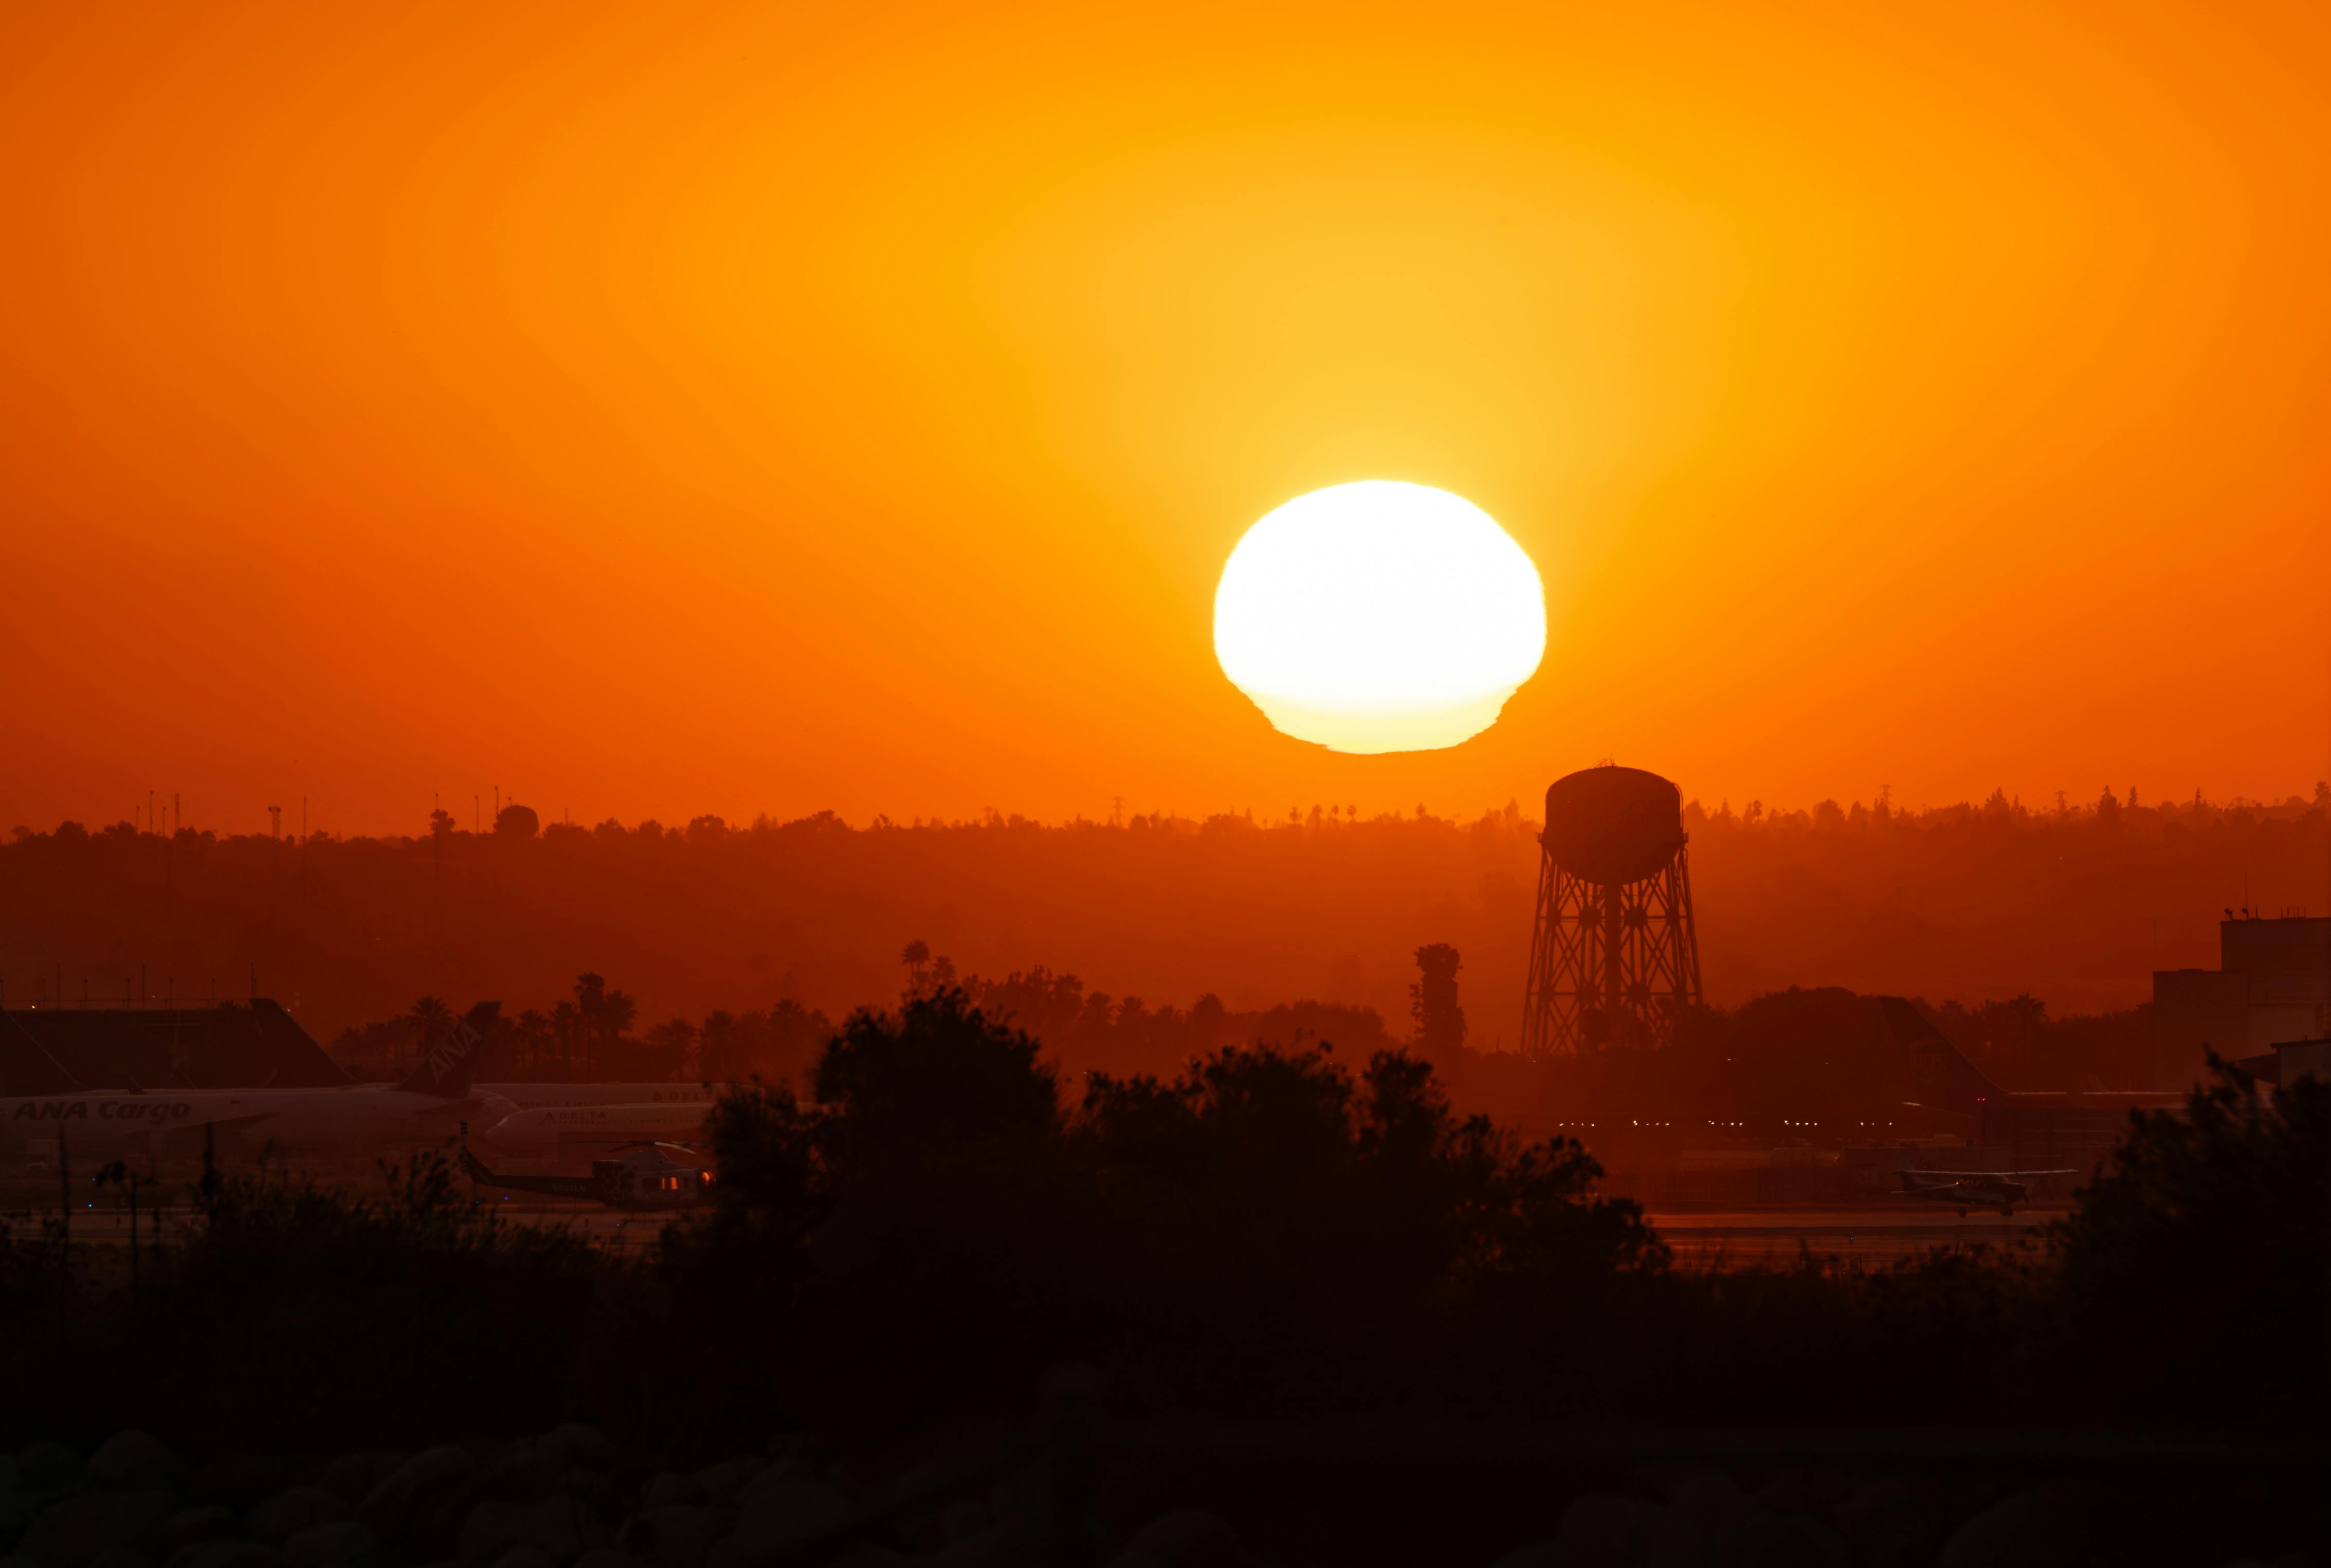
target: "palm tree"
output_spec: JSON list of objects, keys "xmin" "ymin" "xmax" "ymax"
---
[
  {"xmin": 598, "ymin": 989, "xmax": 638, "ymax": 1049},
  {"xmin": 405, "ymin": 995, "xmax": 452, "ymax": 1073},
  {"xmin": 552, "ymin": 1001, "xmax": 584, "ymax": 1077},
  {"xmin": 646, "ymin": 1018, "xmax": 698, "ymax": 1081},
  {"xmin": 515, "ymin": 1008, "xmax": 552, "ymax": 1073}
]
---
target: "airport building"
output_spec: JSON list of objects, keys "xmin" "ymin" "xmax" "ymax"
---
[{"xmin": 2152, "ymin": 914, "xmax": 2329, "ymax": 1084}]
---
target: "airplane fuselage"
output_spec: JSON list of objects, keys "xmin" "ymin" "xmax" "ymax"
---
[
  {"xmin": 476, "ymin": 1083, "xmax": 717, "ymax": 1108},
  {"xmin": 1905, "ymin": 1177, "xmax": 2029, "ymax": 1214},
  {"xmin": 0, "ymin": 1087, "xmax": 503, "ymax": 1158},
  {"xmin": 477, "ymin": 1101, "xmax": 709, "ymax": 1156}
]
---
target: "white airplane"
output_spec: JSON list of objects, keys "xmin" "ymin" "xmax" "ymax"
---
[
  {"xmin": 474, "ymin": 1100, "xmax": 711, "ymax": 1162},
  {"xmin": 476, "ymin": 1082, "xmax": 717, "ymax": 1108},
  {"xmin": 1898, "ymin": 1168, "xmax": 2078, "ymax": 1216},
  {"xmin": 0, "ymin": 1002, "xmax": 505, "ymax": 1161}
]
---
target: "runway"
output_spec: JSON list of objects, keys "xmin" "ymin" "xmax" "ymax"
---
[
  {"xmin": 1639, "ymin": 1205, "xmax": 2060, "ymax": 1268},
  {"xmin": 34, "ymin": 1196, "xmax": 2064, "ymax": 1268}
]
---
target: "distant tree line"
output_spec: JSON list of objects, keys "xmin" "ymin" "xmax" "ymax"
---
[
  {"xmin": 325, "ymin": 942, "xmax": 2166, "ymax": 1184},
  {"xmin": 332, "ymin": 973, "xmax": 835, "ymax": 1085},
  {"xmin": 4, "ymin": 782, "xmax": 2321, "ymax": 1062}
]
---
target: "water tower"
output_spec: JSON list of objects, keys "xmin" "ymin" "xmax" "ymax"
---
[{"xmin": 1521, "ymin": 764, "xmax": 1703, "ymax": 1054}]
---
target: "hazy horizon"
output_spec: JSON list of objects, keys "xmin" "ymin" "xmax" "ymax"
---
[
  {"xmin": 8, "ymin": 5, "xmax": 2330, "ymax": 839},
  {"xmin": 12, "ymin": 776, "xmax": 2328, "ymax": 847}
]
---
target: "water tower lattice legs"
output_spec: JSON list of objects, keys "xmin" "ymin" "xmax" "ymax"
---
[{"xmin": 1521, "ymin": 845, "xmax": 1702, "ymax": 1055}]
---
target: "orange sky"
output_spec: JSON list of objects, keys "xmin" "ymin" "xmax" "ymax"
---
[{"xmin": 4, "ymin": 1, "xmax": 2327, "ymax": 838}]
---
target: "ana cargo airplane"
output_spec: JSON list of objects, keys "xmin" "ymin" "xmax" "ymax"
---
[
  {"xmin": 460, "ymin": 1139, "xmax": 715, "ymax": 1211},
  {"xmin": 0, "ymin": 1002, "xmax": 504, "ymax": 1159}
]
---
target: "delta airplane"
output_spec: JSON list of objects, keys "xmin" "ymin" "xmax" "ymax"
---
[{"xmin": 0, "ymin": 1002, "xmax": 504, "ymax": 1160}]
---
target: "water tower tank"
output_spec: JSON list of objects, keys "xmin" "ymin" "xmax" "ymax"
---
[
  {"xmin": 1541, "ymin": 766, "xmax": 1686, "ymax": 888},
  {"xmin": 1522, "ymin": 763, "xmax": 1702, "ymax": 1055}
]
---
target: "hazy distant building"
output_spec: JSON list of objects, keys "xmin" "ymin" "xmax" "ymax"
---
[{"xmin": 2153, "ymin": 915, "xmax": 2329, "ymax": 1083}]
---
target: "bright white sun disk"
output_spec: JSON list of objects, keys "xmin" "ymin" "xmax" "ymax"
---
[{"xmin": 1213, "ymin": 481, "xmax": 1546, "ymax": 753}]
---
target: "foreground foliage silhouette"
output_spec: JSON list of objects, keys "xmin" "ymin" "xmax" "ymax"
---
[
  {"xmin": 0, "ymin": 1154, "xmax": 613, "ymax": 1448},
  {"xmin": 0, "ymin": 994, "xmax": 2322, "ymax": 1459},
  {"xmin": 653, "ymin": 990, "xmax": 1669, "ymax": 1437},
  {"xmin": 2050, "ymin": 1054, "xmax": 2331, "ymax": 1421}
]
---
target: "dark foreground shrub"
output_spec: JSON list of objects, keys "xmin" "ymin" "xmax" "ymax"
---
[
  {"xmin": 9, "ymin": 1000, "xmax": 2326, "ymax": 1455},
  {"xmin": 2051, "ymin": 1058, "xmax": 2331, "ymax": 1421},
  {"xmin": 658, "ymin": 990, "xmax": 1669, "ymax": 1431},
  {"xmin": 0, "ymin": 1155, "xmax": 620, "ymax": 1450}
]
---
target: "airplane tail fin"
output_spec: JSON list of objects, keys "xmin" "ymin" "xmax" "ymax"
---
[
  {"xmin": 1875, "ymin": 996, "xmax": 2004, "ymax": 1117},
  {"xmin": 398, "ymin": 1001, "xmax": 500, "ymax": 1098},
  {"xmin": 2, "ymin": 1011, "xmax": 86, "ymax": 1095}
]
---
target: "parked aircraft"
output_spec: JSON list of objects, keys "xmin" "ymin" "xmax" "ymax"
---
[
  {"xmin": 476, "ymin": 1100, "xmax": 711, "ymax": 1162},
  {"xmin": 0, "ymin": 1002, "xmax": 503, "ymax": 1160},
  {"xmin": 460, "ymin": 1140, "xmax": 715, "ymax": 1211},
  {"xmin": 476, "ymin": 1082, "xmax": 716, "ymax": 1108},
  {"xmin": 1898, "ymin": 1167, "xmax": 2075, "ymax": 1216},
  {"xmin": 1874, "ymin": 996, "xmax": 2135, "ymax": 1213},
  {"xmin": 1875, "ymin": 995, "xmax": 2182, "ymax": 1117}
]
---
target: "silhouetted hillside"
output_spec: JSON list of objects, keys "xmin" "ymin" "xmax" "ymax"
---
[{"xmin": 3, "ymin": 787, "xmax": 2322, "ymax": 1049}]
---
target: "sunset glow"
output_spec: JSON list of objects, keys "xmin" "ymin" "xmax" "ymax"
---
[
  {"xmin": 1, "ymin": 3, "xmax": 2327, "ymax": 832},
  {"xmin": 1214, "ymin": 482, "xmax": 1545, "ymax": 753}
]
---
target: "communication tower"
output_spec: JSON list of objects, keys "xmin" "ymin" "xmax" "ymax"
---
[{"xmin": 1521, "ymin": 764, "xmax": 1703, "ymax": 1055}]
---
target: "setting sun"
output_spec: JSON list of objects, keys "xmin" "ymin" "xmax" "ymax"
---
[{"xmin": 1213, "ymin": 481, "xmax": 1546, "ymax": 754}]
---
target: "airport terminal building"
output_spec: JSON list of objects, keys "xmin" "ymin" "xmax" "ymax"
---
[{"xmin": 2153, "ymin": 914, "xmax": 2329, "ymax": 1084}]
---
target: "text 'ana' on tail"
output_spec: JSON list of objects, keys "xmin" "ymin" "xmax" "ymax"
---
[{"xmin": 399, "ymin": 1001, "xmax": 501, "ymax": 1098}]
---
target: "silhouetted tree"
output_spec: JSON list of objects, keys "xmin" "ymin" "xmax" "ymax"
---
[
  {"xmin": 645, "ymin": 1017, "xmax": 698, "ymax": 1080},
  {"xmin": 513, "ymin": 1008, "xmax": 553, "ymax": 1073},
  {"xmin": 567, "ymin": 972, "xmax": 636, "ymax": 1075},
  {"xmin": 1410, "ymin": 942, "xmax": 1466, "ymax": 1060},
  {"xmin": 551, "ymin": 1000, "xmax": 585, "ymax": 1076},
  {"xmin": 2051, "ymin": 1058, "xmax": 2331, "ymax": 1420},
  {"xmin": 404, "ymin": 995, "xmax": 451, "ymax": 1072}
]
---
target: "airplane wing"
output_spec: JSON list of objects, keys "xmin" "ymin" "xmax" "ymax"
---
[{"xmin": 1902, "ymin": 1169, "xmax": 2078, "ymax": 1181}]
